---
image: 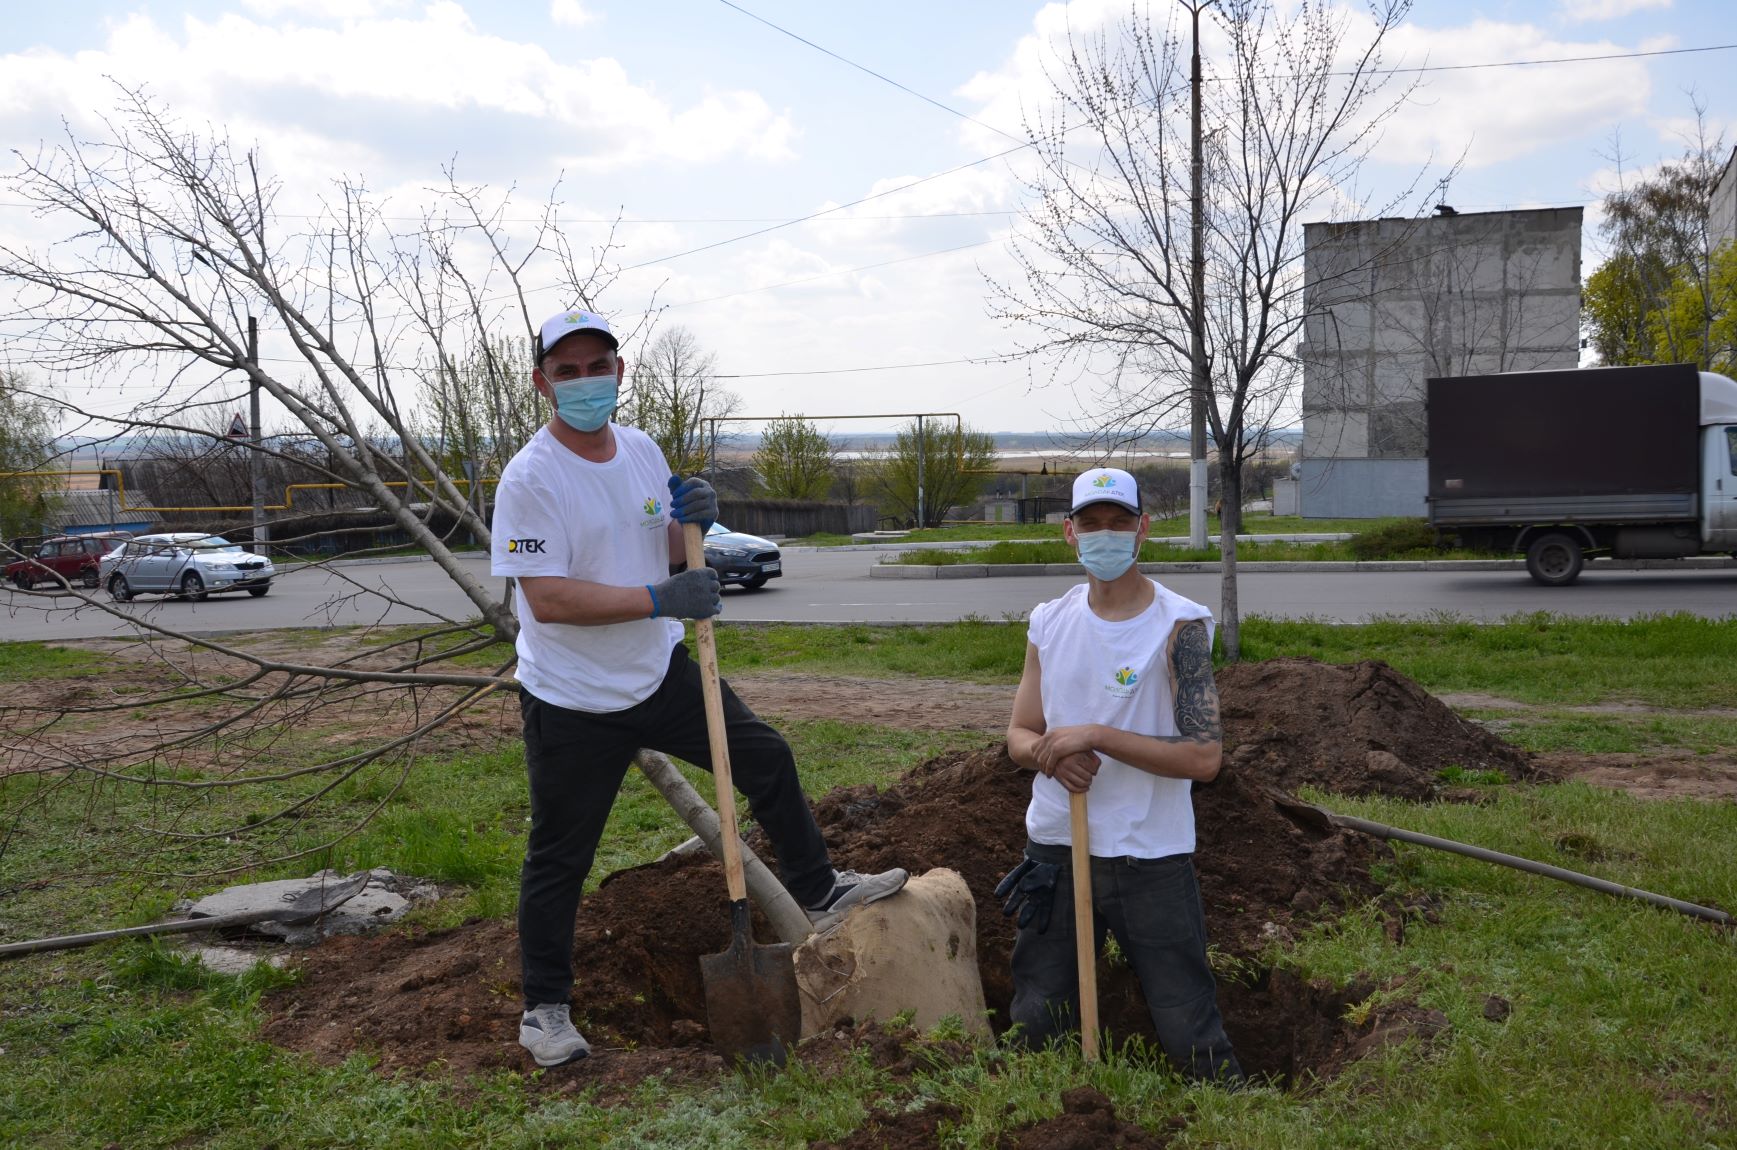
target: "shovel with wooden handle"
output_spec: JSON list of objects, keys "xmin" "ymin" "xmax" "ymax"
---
[
  {"xmin": 684, "ymin": 521, "xmax": 803, "ymax": 1066},
  {"xmin": 1069, "ymin": 789, "xmax": 1099, "ymax": 1061},
  {"xmin": 0, "ymin": 872, "xmax": 370, "ymax": 960}
]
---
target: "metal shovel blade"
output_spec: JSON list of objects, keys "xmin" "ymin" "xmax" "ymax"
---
[{"xmin": 701, "ymin": 899, "xmax": 802, "ymax": 1067}]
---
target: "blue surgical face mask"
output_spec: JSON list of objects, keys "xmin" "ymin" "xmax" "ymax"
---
[
  {"xmin": 551, "ymin": 375, "xmax": 618, "ymax": 433},
  {"xmin": 1075, "ymin": 529, "xmax": 1139, "ymax": 581}
]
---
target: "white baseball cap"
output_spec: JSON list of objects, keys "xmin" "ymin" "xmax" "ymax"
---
[
  {"xmin": 535, "ymin": 308, "xmax": 618, "ymax": 363},
  {"xmin": 1069, "ymin": 467, "xmax": 1141, "ymax": 516}
]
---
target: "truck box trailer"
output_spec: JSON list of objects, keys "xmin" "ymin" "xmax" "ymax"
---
[{"xmin": 1426, "ymin": 364, "xmax": 1737, "ymax": 585}]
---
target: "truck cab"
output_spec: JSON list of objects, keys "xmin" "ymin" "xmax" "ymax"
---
[{"xmin": 1704, "ymin": 401, "xmax": 1737, "ymax": 551}]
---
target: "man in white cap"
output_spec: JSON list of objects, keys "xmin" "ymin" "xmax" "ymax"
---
[
  {"xmin": 995, "ymin": 466, "xmax": 1243, "ymax": 1082},
  {"xmin": 491, "ymin": 308, "xmax": 907, "ymax": 1067}
]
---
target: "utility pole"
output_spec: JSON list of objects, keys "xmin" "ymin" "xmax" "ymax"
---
[
  {"xmin": 1187, "ymin": 0, "xmax": 1215, "ymax": 551},
  {"xmin": 248, "ymin": 315, "xmax": 268, "ymax": 550}
]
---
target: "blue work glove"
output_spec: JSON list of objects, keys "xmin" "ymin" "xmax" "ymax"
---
[
  {"xmin": 646, "ymin": 568, "xmax": 722, "ymax": 620},
  {"xmin": 668, "ymin": 474, "xmax": 717, "ymax": 532},
  {"xmin": 994, "ymin": 856, "xmax": 1062, "ymax": 934}
]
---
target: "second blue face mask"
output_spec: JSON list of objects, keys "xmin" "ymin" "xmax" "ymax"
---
[
  {"xmin": 552, "ymin": 376, "xmax": 618, "ymax": 433},
  {"xmin": 1075, "ymin": 529, "xmax": 1139, "ymax": 580}
]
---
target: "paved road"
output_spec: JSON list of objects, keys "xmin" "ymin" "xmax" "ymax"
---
[{"xmin": 4, "ymin": 550, "xmax": 1734, "ymax": 642}]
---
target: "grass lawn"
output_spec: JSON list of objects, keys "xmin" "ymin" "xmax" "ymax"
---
[
  {"xmin": 885, "ymin": 538, "xmax": 1493, "ymax": 565},
  {"xmin": 789, "ymin": 515, "xmax": 1416, "ymax": 547},
  {"xmin": 3, "ymin": 617, "xmax": 1735, "ymax": 1147}
]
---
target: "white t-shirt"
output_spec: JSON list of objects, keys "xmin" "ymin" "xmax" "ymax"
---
[
  {"xmin": 1025, "ymin": 579, "xmax": 1215, "ymax": 858},
  {"xmin": 490, "ymin": 423, "xmax": 683, "ymax": 713}
]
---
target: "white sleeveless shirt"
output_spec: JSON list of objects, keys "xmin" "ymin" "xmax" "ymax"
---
[{"xmin": 1024, "ymin": 579, "xmax": 1214, "ymax": 858}]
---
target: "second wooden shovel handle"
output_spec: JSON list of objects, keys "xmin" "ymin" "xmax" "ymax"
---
[
  {"xmin": 1070, "ymin": 788, "xmax": 1099, "ymax": 1061},
  {"xmin": 684, "ymin": 521, "xmax": 747, "ymax": 905}
]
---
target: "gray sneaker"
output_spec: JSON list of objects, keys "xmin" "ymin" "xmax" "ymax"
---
[
  {"xmin": 805, "ymin": 867, "xmax": 909, "ymax": 931},
  {"xmin": 519, "ymin": 1002, "xmax": 591, "ymax": 1067}
]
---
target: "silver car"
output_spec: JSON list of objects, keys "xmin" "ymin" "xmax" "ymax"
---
[{"xmin": 100, "ymin": 533, "xmax": 276, "ymax": 602}]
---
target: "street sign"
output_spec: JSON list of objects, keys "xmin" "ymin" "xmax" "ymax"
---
[{"xmin": 226, "ymin": 413, "xmax": 249, "ymax": 441}]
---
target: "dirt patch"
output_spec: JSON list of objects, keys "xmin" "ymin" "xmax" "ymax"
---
[
  {"xmin": 257, "ymin": 657, "xmax": 1520, "ymax": 1094},
  {"xmin": 1536, "ymin": 751, "xmax": 1737, "ymax": 802},
  {"xmin": 808, "ymin": 1100, "xmax": 965, "ymax": 1150},
  {"xmin": 731, "ymin": 672, "xmax": 1014, "ymax": 733},
  {"xmin": 1439, "ymin": 692, "xmax": 1737, "ymax": 719},
  {"xmin": 1218, "ymin": 659, "xmax": 1541, "ymax": 800}
]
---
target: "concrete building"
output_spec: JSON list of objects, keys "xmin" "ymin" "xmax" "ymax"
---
[
  {"xmin": 1712, "ymin": 146, "xmax": 1737, "ymax": 253},
  {"xmin": 1297, "ymin": 206, "xmax": 1583, "ymax": 517}
]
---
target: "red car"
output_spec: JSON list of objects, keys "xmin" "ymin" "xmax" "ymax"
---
[{"xmin": 5, "ymin": 533, "xmax": 133, "ymax": 591}]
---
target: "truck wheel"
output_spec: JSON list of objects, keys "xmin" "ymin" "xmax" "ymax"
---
[{"xmin": 1526, "ymin": 533, "xmax": 1583, "ymax": 586}]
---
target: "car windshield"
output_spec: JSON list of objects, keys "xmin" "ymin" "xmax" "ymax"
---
[
  {"xmin": 183, "ymin": 538, "xmax": 244, "ymax": 552},
  {"xmin": 706, "ymin": 522, "xmax": 730, "ymax": 536}
]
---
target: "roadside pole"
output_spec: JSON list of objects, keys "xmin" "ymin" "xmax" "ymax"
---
[
  {"xmin": 1186, "ymin": 0, "xmax": 1215, "ymax": 551},
  {"xmin": 248, "ymin": 316, "xmax": 268, "ymax": 551}
]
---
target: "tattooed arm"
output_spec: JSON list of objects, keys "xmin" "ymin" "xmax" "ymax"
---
[{"xmin": 1029, "ymin": 618, "xmax": 1222, "ymax": 783}]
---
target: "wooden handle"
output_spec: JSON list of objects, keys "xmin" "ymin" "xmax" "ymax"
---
[
  {"xmin": 1070, "ymin": 788, "xmax": 1098, "ymax": 1061},
  {"xmin": 684, "ymin": 521, "xmax": 747, "ymax": 904}
]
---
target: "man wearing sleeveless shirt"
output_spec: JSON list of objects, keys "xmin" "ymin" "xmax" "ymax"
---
[
  {"xmin": 1000, "ymin": 466, "xmax": 1243, "ymax": 1083},
  {"xmin": 491, "ymin": 309, "xmax": 907, "ymax": 1067}
]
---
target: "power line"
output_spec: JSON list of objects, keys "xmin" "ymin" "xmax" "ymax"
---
[
  {"xmin": 716, "ymin": 0, "xmax": 1027, "ymax": 147},
  {"xmin": 1362, "ymin": 40, "xmax": 1737, "ymax": 77},
  {"xmin": 617, "ymin": 143, "xmax": 1029, "ymax": 273}
]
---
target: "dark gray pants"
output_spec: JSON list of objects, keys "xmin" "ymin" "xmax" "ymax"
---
[
  {"xmin": 517, "ymin": 642, "xmax": 836, "ymax": 1008},
  {"xmin": 1008, "ymin": 840, "xmax": 1243, "ymax": 1082}
]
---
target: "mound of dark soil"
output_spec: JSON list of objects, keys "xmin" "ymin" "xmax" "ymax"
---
[
  {"xmin": 263, "ymin": 659, "xmax": 1514, "ymax": 1090},
  {"xmin": 1219, "ymin": 658, "xmax": 1537, "ymax": 800}
]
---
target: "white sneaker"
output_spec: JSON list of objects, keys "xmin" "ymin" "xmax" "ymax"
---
[
  {"xmin": 519, "ymin": 1002, "xmax": 591, "ymax": 1067},
  {"xmin": 805, "ymin": 867, "xmax": 909, "ymax": 931}
]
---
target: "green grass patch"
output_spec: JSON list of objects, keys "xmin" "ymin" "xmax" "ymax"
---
[
  {"xmin": 1479, "ymin": 711, "xmax": 1737, "ymax": 756},
  {"xmin": 712, "ymin": 619, "xmax": 1030, "ymax": 681},
  {"xmin": 1240, "ymin": 613, "xmax": 1737, "ymax": 709},
  {"xmin": 0, "ymin": 641, "xmax": 110, "ymax": 681},
  {"xmin": 887, "ymin": 532, "xmax": 1503, "ymax": 565}
]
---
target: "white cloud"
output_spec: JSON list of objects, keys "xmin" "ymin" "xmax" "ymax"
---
[
  {"xmin": 549, "ymin": 0, "xmax": 599, "ymax": 28},
  {"xmin": 0, "ymin": 5, "xmax": 793, "ymax": 178},
  {"xmin": 1375, "ymin": 21, "xmax": 1651, "ymax": 168},
  {"xmin": 1556, "ymin": 0, "xmax": 1672, "ymax": 23},
  {"xmin": 241, "ymin": 0, "xmax": 412, "ymax": 19}
]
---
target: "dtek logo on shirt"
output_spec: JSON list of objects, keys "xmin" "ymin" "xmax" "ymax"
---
[
  {"xmin": 506, "ymin": 538, "xmax": 546, "ymax": 554},
  {"xmin": 641, "ymin": 495, "xmax": 665, "ymax": 527},
  {"xmin": 1105, "ymin": 665, "xmax": 1139, "ymax": 698}
]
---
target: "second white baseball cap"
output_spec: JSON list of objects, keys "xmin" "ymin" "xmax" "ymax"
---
[{"xmin": 1069, "ymin": 467, "xmax": 1141, "ymax": 516}]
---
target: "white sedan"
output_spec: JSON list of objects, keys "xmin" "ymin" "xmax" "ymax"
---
[{"xmin": 100, "ymin": 533, "xmax": 276, "ymax": 601}]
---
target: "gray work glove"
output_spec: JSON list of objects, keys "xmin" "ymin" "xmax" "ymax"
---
[
  {"xmin": 647, "ymin": 567, "xmax": 721, "ymax": 620},
  {"xmin": 994, "ymin": 856, "xmax": 1063, "ymax": 934},
  {"xmin": 668, "ymin": 474, "xmax": 718, "ymax": 532}
]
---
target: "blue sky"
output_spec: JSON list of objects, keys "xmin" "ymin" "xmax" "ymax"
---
[{"xmin": 3, "ymin": 0, "xmax": 1733, "ymax": 433}]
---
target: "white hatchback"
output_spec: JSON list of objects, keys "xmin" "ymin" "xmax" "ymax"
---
[{"xmin": 100, "ymin": 533, "xmax": 276, "ymax": 602}]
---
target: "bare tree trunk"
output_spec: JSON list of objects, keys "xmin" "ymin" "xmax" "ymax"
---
[{"xmin": 1218, "ymin": 455, "xmax": 1243, "ymax": 662}]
